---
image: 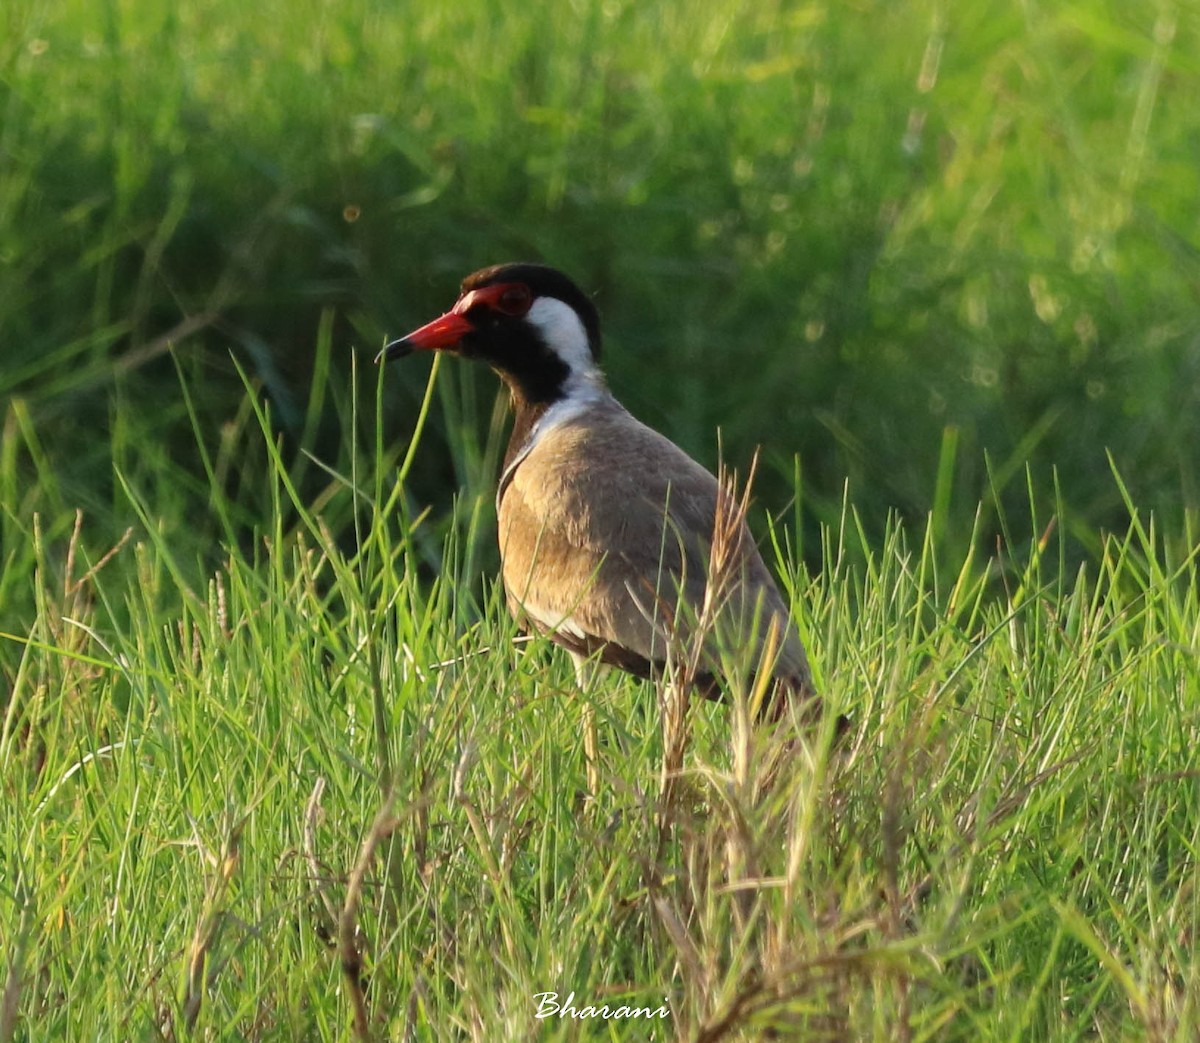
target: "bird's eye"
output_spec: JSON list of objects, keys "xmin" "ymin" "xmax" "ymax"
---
[{"xmin": 496, "ymin": 285, "xmax": 532, "ymax": 316}]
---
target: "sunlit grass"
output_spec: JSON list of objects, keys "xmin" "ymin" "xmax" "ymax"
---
[{"xmin": 2, "ymin": 368, "xmax": 1198, "ymax": 1040}]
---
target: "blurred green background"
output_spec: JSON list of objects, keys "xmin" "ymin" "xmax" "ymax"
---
[{"xmin": 3, "ymin": 0, "xmax": 1198, "ymax": 571}]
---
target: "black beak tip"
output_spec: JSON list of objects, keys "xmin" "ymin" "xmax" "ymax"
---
[{"xmin": 376, "ymin": 338, "xmax": 413, "ymax": 364}]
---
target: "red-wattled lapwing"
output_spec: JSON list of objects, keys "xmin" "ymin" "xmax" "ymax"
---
[{"xmin": 378, "ymin": 263, "xmax": 825, "ymax": 721}]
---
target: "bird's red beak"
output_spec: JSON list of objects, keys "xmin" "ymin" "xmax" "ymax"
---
[
  {"xmin": 376, "ymin": 309, "xmax": 473, "ymax": 362},
  {"xmin": 377, "ymin": 283, "xmax": 530, "ymax": 362}
]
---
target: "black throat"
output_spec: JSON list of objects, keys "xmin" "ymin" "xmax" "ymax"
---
[{"xmin": 463, "ymin": 321, "xmax": 572, "ymax": 477}]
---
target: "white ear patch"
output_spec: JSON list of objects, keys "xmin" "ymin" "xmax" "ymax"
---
[
  {"xmin": 496, "ymin": 294, "xmax": 610, "ymax": 512},
  {"xmin": 526, "ymin": 297, "xmax": 597, "ymax": 378}
]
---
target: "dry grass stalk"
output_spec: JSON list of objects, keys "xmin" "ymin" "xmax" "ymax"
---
[
  {"xmin": 657, "ymin": 452, "xmax": 760, "ymax": 835},
  {"xmin": 649, "ymin": 452, "xmax": 877, "ymax": 1036},
  {"xmin": 2, "ymin": 513, "xmax": 131, "ymax": 770},
  {"xmin": 338, "ymin": 792, "xmax": 398, "ymax": 1036},
  {"xmin": 340, "ymin": 793, "xmax": 399, "ymax": 1042},
  {"xmin": 182, "ymin": 818, "xmax": 243, "ymax": 1031},
  {"xmin": 453, "ymin": 739, "xmax": 520, "ymax": 966},
  {"xmin": 691, "ymin": 941, "xmax": 922, "ymax": 1043},
  {"xmin": 0, "ymin": 888, "xmax": 33, "ymax": 1043},
  {"xmin": 570, "ymin": 656, "xmax": 603, "ymax": 803},
  {"xmin": 650, "ymin": 453, "xmax": 789, "ymax": 1016},
  {"xmin": 303, "ymin": 776, "xmax": 340, "ymax": 946}
]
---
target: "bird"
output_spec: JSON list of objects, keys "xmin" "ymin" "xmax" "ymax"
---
[{"xmin": 378, "ymin": 262, "xmax": 826, "ymax": 722}]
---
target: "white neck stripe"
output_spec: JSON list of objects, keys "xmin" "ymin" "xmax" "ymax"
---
[
  {"xmin": 526, "ymin": 298, "xmax": 602, "ymax": 391},
  {"xmin": 495, "ymin": 296, "xmax": 608, "ymax": 511}
]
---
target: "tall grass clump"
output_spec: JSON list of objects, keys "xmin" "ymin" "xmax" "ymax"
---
[{"xmin": 3, "ymin": 363, "xmax": 1199, "ymax": 1039}]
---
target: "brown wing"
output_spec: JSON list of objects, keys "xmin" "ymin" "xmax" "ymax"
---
[{"xmin": 497, "ymin": 400, "xmax": 813, "ymax": 694}]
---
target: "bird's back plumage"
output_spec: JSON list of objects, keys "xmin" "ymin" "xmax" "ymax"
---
[{"xmin": 498, "ymin": 397, "xmax": 813, "ymax": 698}]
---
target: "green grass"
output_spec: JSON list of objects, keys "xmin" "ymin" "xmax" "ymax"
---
[{"xmin": 3, "ymin": 367, "xmax": 1199, "ymax": 1040}]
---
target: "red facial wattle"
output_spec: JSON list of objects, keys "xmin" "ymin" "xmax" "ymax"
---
[{"xmin": 376, "ymin": 281, "xmax": 533, "ymax": 362}]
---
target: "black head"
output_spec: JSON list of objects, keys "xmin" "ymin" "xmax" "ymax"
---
[{"xmin": 378, "ymin": 263, "xmax": 603, "ymax": 406}]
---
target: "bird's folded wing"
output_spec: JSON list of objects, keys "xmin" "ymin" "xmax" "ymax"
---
[{"xmin": 497, "ymin": 405, "xmax": 811, "ymax": 688}]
